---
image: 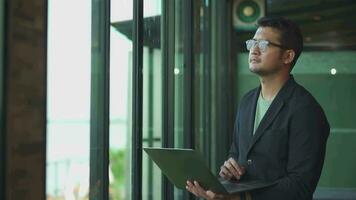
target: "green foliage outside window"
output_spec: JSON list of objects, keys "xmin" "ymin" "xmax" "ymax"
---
[{"xmin": 110, "ymin": 149, "xmax": 126, "ymax": 200}]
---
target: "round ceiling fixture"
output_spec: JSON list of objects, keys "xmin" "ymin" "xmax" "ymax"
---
[{"xmin": 233, "ymin": 0, "xmax": 265, "ymax": 31}]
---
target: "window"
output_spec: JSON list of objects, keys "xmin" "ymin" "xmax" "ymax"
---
[
  {"xmin": 46, "ymin": 0, "xmax": 92, "ymax": 199},
  {"xmin": 46, "ymin": 1, "xmax": 235, "ymax": 200},
  {"xmin": 141, "ymin": 1, "xmax": 163, "ymax": 200},
  {"xmin": 109, "ymin": 0, "xmax": 133, "ymax": 199}
]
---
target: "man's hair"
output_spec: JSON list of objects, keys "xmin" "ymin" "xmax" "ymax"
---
[{"xmin": 257, "ymin": 16, "xmax": 303, "ymax": 69}]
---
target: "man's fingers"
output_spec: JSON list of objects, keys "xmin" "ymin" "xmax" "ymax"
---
[
  {"xmin": 186, "ymin": 180, "xmax": 207, "ymax": 198},
  {"xmin": 206, "ymin": 191, "xmax": 228, "ymax": 200},
  {"xmin": 186, "ymin": 181, "xmax": 199, "ymax": 196},
  {"xmin": 219, "ymin": 158, "xmax": 247, "ymax": 180},
  {"xmin": 220, "ymin": 165, "xmax": 232, "ymax": 177},
  {"xmin": 220, "ymin": 170, "xmax": 234, "ymax": 180},
  {"xmin": 206, "ymin": 190, "xmax": 217, "ymax": 199},
  {"xmin": 219, "ymin": 170, "xmax": 229, "ymax": 179},
  {"xmin": 187, "ymin": 180, "xmax": 229, "ymax": 200},
  {"xmin": 224, "ymin": 160, "xmax": 240, "ymax": 178},
  {"xmin": 193, "ymin": 181, "xmax": 209, "ymax": 198},
  {"xmin": 240, "ymin": 166, "xmax": 246, "ymax": 175},
  {"xmin": 220, "ymin": 166, "xmax": 234, "ymax": 180},
  {"xmin": 228, "ymin": 158, "xmax": 244, "ymax": 176}
]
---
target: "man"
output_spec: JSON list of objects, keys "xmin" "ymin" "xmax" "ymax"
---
[{"xmin": 186, "ymin": 16, "xmax": 330, "ymax": 200}]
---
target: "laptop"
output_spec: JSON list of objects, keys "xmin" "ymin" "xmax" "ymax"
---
[{"xmin": 143, "ymin": 147, "xmax": 276, "ymax": 194}]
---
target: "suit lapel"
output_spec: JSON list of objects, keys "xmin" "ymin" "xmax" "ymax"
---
[
  {"xmin": 245, "ymin": 87, "xmax": 261, "ymax": 145},
  {"xmin": 247, "ymin": 76, "xmax": 296, "ymax": 154},
  {"xmin": 247, "ymin": 99, "xmax": 285, "ymax": 153}
]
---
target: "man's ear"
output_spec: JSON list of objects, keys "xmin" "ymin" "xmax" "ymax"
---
[{"xmin": 283, "ymin": 50, "xmax": 295, "ymax": 65}]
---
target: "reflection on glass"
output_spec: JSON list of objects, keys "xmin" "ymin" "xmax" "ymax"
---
[
  {"xmin": 142, "ymin": 1, "xmax": 162, "ymax": 200},
  {"xmin": 109, "ymin": 0, "xmax": 133, "ymax": 199},
  {"xmin": 173, "ymin": 1, "xmax": 187, "ymax": 199},
  {"xmin": 174, "ymin": 0, "xmax": 185, "ymax": 150},
  {"xmin": 292, "ymin": 51, "xmax": 356, "ymax": 189},
  {"xmin": 46, "ymin": 0, "xmax": 91, "ymax": 199}
]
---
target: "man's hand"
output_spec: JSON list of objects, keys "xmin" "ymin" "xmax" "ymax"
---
[
  {"xmin": 219, "ymin": 158, "xmax": 246, "ymax": 180},
  {"xmin": 186, "ymin": 180, "xmax": 240, "ymax": 200}
]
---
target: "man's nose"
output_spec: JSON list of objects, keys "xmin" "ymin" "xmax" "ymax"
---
[{"xmin": 250, "ymin": 46, "xmax": 260, "ymax": 55}]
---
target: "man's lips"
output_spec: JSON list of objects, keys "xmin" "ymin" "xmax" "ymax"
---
[{"xmin": 250, "ymin": 58, "xmax": 260, "ymax": 63}]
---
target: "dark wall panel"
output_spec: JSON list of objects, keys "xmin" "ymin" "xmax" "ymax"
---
[{"xmin": 5, "ymin": 0, "xmax": 46, "ymax": 199}]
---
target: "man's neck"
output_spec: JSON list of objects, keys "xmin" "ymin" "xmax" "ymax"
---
[{"xmin": 259, "ymin": 73, "xmax": 290, "ymax": 101}]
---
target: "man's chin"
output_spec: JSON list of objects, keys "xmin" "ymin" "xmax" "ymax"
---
[
  {"xmin": 249, "ymin": 68, "xmax": 271, "ymax": 76},
  {"xmin": 249, "ymin": 67, "xmax": 264, "ymax": 75}
]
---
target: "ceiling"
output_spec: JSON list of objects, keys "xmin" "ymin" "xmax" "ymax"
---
[
  {"xmin": 237, "ymin": 0, "xmax": 356, "ymax": 51},
  {"xmin": 112, "ymin": 0, "xmax": 356, "ymax": 51}
]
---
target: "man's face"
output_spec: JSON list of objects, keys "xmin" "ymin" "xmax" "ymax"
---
[{"xmin": 248, "ymin": 27, "xmax": 286, "ymax": 76}]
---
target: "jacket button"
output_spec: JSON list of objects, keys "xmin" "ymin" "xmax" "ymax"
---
[{"xmin": 247, "ymin": 159, "xmax": 252, "ymax": 165}]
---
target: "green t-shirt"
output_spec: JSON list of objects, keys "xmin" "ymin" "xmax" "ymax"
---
[{"xmin": 253, "ymin": 92, "xmax": 273, "ymax": 135}]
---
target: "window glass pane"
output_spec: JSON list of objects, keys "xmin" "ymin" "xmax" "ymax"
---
[
  {"xmin": 110, "ymin": 0, "xmax": 133, "ymax": 199},
  {"xmin": 142, "ymin": 1, "xmax": 162, "ymax": 200},
  {"xmin": 293, "ymin": 51, "xmax": 356, "ymax": 188},
  {"xmin": 194, "ymin": 0, "xmax": 212, "ymax": 165},
  {"xmin": 46, "ymin": 0, "xmax": 91, "ymax": 199},
  {"xmin": 173, "ymin": 1, "xmax": 192, "ymax": 199},
  {"xmin": 173, "ymin": 0, "xmax": 185, "ymax": 149}
]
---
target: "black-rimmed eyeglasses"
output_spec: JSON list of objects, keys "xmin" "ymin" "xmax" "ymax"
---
[{"xmin": 246, "ymin": 39, "xmax": 287, "ymax": 52}]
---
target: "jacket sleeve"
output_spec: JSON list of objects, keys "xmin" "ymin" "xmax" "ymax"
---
[
  {"xmin": 251, "ymin": 105, "xmax": 330, "ymax": 200},
  {"xmin": 229, "ymin": 108, "xmax": 241, "ymax": 160}
]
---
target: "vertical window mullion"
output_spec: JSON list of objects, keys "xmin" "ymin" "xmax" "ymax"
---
[
  {"xmin": 161, "ymin": 0, "xmax": 175, "ymax": 199},
  {"xmin": 132, "ymin": 0, "xmax": 143, "ymax": 200},
  {"xmin": 90, "ymin": 0, "xmax": 110, "ymax": 199},
  {"xmin": 0, "ymin": 0, "xmax": 5, "ymax": 198},
  {"xmin": 183, "ymin": 1, "xmax": 195, "ymax": 199},
  {"xmin": 183, "ymin": 0, "xmax": 194, "ymax": 150},
  {"xmin": 203, "ymin": 0, "xmax": 212, "ymax": 168}
]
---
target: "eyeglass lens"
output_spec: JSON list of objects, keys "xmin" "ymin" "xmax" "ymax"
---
[{"xmin": 246, "ymin": 40, "xmax": 268, "ymax": 51}]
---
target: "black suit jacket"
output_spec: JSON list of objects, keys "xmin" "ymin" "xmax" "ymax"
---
[{"xmin": 229, "ymin": 76, "xmax": 330, "ymax": 200}]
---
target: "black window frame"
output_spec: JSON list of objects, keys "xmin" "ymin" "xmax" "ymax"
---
[
  {"xmin": 132, "ymin": 0, "xmax": 144, "ymax": 199},
  {"xmin": 0, "ymin": 0, "xmax": 5, "ymax": 198},
  {"xmin": 90, "ymin": 0, "xmax": 111, "ymax": 199},
  {"xmin": 88, "ymin": 0, "xmax": 234, "ymax": 199}
]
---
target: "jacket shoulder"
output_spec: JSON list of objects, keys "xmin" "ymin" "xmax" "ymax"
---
[
  {"xmin": 290, "ymin": 82, "xmax": 322, "ymax": 109},
  {"xmin": 240, "ymin": 87, "xmax": 259, "ymax": 106}
]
